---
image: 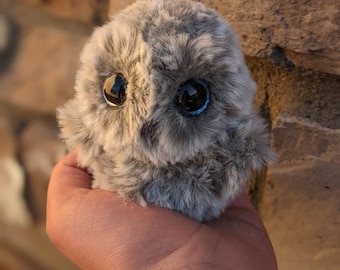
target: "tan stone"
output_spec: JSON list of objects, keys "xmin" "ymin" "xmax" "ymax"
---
[
  {"xmin": 198, "ymin": 0, "xmax": 340, "ymax": 75},
  {"xmin": 0, "ymin": 224, "xmax": 77, "ymax": 269},
  {"xmin": 272, "ymin": 115, "xmax": 340, "ymax": 162},
  {"xmin": 111, "ymin": 0, "xmax": 340, "ymax": 75},
  {"xmin": 0, "ymin": 117, "xmax": 32, "ymax": 228},
  {"xmin": 108, "ymin": 0, "xmax": 340, "ymax": 75},
  {"xmin": 20, "ymin": 121, "xmax": 66, "ymax": 221},
  {"xmin": 21, "ymin": 0, "xmax": 108, "ymax": 25},
  {"xmin": 246, "ymin": 57, "xmax": 340, "ymax": 129},
  {"xmin": 0, "ymin": 26, "xmax": 88, "ymax": 115},
  {"xmin": 109, "ymin": 0, "xmax": 137, "ymax": 15},
  {"xmin": 261, "ymin": 114, "xmax": 340, "ymax": 270}
]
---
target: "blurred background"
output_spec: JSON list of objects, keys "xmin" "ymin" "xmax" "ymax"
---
[{"xmin": 0, "ymin": 0, "xmax": 339, "ymax": 269}]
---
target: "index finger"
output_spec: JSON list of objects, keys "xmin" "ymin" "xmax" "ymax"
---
[
  {"xmin": 47, "ymin": 151, "xmax": 92, "ymax": 210},
  {"xmin": 50, "ymin": 151, "xmax": 92, "ymax": 190}
]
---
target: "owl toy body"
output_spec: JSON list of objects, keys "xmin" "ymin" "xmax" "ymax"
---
[{"xmin": 58, "ymin": 0, "xmax": 274, "ymax": 221}]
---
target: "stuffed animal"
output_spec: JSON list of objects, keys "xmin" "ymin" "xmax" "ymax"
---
[{"xmin": 57, "ymin": 0, "xmax": 274, "ymax": 221}]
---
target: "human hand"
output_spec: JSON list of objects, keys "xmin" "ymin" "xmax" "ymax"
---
[{"xmin": 46, "ymin": 152, "xmax": 277, "ymax": 270}]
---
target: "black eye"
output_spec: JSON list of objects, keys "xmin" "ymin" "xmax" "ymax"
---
[
  {"xmin": 175, "ymin": 78, "xmax": 210, "ymax": 116},
  {"xmin": 103, "ymin": 74, "xmax": 127, "ymax": 107}
]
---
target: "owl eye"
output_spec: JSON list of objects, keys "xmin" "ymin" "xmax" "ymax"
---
[
  {"xmin": 103, "ymin": 74, "xmax": 127, "ymax": 107},
  {"xmin": 175, "ymin": 78, "xmax": 210, "ymax": 116}
]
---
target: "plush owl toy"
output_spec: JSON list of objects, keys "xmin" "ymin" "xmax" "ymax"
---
[{"xmin": 58, "ymin": 0, "xmax": 274, "ymax": 221}]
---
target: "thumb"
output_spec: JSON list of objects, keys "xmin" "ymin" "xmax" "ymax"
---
[
  {"xmin": 46, "ymin": 151, "xmax": 92, "ymax": 216},
  {"xmin": 49, "ymin": 151, "xmax": 91, "ymax": 191}
]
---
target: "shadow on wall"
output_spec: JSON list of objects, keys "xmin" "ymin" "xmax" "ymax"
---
[{"xmin": 0, "ymin": 14, "xmax": 20, "ymax": 74}]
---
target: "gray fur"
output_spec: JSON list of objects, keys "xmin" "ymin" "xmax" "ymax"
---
[{"xmin": 57, "ymin": 0, "xmax": 275, "ymax": 221}]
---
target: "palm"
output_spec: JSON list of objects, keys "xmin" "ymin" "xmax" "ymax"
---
[{"xmin": 47, "ymin": 152, "xmax": 277, "ymax": 270}]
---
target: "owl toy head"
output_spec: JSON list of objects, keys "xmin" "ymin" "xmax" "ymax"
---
[{"xmin": 58, "ymin": 0, "xmax": 274, "ymax": 221}]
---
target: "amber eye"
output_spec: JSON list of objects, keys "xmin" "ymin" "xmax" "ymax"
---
[
  {"xmin": 103, "ymin": 74, "xmax": 127, "ymax": 107},
  {"xmin": 175, "ymin": 78, "xmax": 210, "ymax": 116}
]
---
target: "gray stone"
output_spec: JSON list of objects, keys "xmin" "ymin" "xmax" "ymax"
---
[
  {"xmin": 20, "ymin": 121, "xmax": 66, "ymax": 221},
  {"xmin": 0, "ymin": 13, "xmax": 18, "ymax": 74},
  {"xmin": 0, "ymin": 117, "xmax": 32, "ymax": 228},
  {"xmin": 261, "ymin": 114, "xmax": 340, "ymax": 270},
  {"xmin": 0, "ymin": 14, "xmax": 10, "ymax": 52}
]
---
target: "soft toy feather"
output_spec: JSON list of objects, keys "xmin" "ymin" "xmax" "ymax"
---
[{"xmin": 58, "ymin": 0, "xmax": 274, "ymax": 221}]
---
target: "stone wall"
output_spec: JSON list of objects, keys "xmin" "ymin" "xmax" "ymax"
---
[{"xmin": 0, "ymin": 0, "xmax": 339, "ymax": 269}]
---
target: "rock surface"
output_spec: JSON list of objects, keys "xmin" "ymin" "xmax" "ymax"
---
[
  {"xmin": 0, "ymin": 25, "xmax": 88, "ymax": 115},
  {"xmin": 0, "ymin": 13, "xmax": 18, "ymax": 74},
  {"xmin": 0, "ymin": 14, "xmax": 10, "ymax": 52},
  {"xmin": 247, "ymin": 57, "xmax": 340, "ymax": 129},
  {"xmin": 0, "ymin": 224, "xmax": 77, "ymax": 270},
  {"xmin": 200, "ymin": 0, "xmax": 340, "ymax": 76},
  {"xmin": 107, "ymin": 0, "xmax": 340, "ymax": 75},
  {"xmin": 20, "ymin": 121, "xmax": 66, "ymax": 221},
  {"xmin": 21, "ymin": 0, "xmax": 109, "ymax": 25},
  {"xmin": 262, "ymin": 114, "xmax": 340, "ymax": 270},
  {"xmin": 0, "ymin": 117, "xmax": 32, "ymax": 228},
  {"xmin": 248, "ymin": 55, "xmax": 340, "ymax": 270},
  {"xmin": 109, "ymin": 0, "xmax": 138, "ymax": 15}
]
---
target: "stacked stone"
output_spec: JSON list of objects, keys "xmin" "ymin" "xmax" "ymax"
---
[
  {"xmin": 0, "ymin": 0, "xmax": 107, "ymax": 269},
  {"xmin": 0, "ymin": 0, "xmax": 338, "ymax": 269},
  {"xmin": 206, "ymin": 1, "xmax": 340, "ymax": 269}
]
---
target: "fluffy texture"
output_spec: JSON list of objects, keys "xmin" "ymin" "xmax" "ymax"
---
[{"xmin": 57, "ymin": 0, "xmax": 275, "ymax": 221}]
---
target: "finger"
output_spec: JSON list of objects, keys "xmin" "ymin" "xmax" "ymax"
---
[
  {"xmin": 50, "ymin": 151, "xmax": 92, "ymax": 190},
  {"xmin": 46, "ymin": 151, "xmax": 93, "ymax": 241},
  {"xmin": 47, "ymin": 151, "xmax": 92, "ymax": 215}
]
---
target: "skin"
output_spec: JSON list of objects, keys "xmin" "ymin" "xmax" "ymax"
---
[{"xmin": 46, "ymin": 152, "xmax": 278, "ymax": 270}]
